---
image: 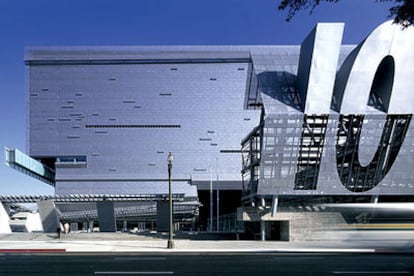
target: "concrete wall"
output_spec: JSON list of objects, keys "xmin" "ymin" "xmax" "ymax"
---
[
  {"xmin": 156, "ymin": 201, "xmax": 169, "ymax": 232},
  {"xmin": 0, "ymin": 203, "xmax": 11, "ymax": 234},
  {"xmin": 238, "ymin": 207, "xmax": 346, "ymax": 241},
  {"xmin": 25, "ymin": 212, "xmax": 43, "ymax": 232},
  {"xmin": 271, "ymin": 212, "xmax": 346, "ymax": 241},
  {"xmin": 96, "ymin": 201, "xmax": 116, "ymax": 232},
  {"xmin": 37, "ymin": 200, "xmax": 60, "ymax": 233}
]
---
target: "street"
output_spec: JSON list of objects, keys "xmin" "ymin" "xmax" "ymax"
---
[{"xmin": 1, "ymin": 252, "xmax": 414, "ymax": 275}]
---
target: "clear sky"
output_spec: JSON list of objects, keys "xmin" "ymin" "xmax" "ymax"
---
[{"xmin": 0, "ymin": 0, "xmax": 395, "ymax": 195}]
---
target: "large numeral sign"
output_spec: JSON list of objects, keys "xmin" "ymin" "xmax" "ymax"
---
[{"xmin": 291, "ymin": 21, "xmax": 414, "ymax": 192}]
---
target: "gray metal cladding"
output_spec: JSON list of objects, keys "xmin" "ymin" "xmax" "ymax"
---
[{"xmin": 26, "ymin": 46, "xmax": 262, "ymax": 194}]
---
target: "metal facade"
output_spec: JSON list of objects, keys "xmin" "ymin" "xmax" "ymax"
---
[
  {"xmin": 25, "ymin": 21, "xmax": 414, "ymax": 202},
  {"xmin": 245, "ymin": 21, "xmax": 414, "ymax": 197},
  {"xmin": 26, "ymin": 46, "xmax": 262, "ymax": 196}
]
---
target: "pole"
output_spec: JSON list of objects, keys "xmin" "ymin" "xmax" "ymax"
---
[
  {"xmin": 209, "ymin": 168, "xmax": 213, "ymax": 232},
  {"xmin": 216, "ymin": 158, "xmax": 219, "ymax": 233},
  {"xmin": 167, "ymin": 152, "xmax": 174, "ymax": 249}
]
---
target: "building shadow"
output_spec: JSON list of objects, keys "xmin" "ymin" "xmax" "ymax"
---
[{"xmin": 256, "ymin": 71, "xmax": 303, "ymax": 112}]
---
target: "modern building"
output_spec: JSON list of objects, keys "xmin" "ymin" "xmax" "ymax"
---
[
  {"xmin": 9, "ymin": 45, "xmax": 263, "ymax": 232},
  {"xmin": 4, "ymin": 21, "xmax": 414, "ymax": 239}
]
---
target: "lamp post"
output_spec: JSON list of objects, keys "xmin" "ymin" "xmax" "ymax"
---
[{"xmin": 167, "ymin": 152, "xmax": 174, "ymax": 249}]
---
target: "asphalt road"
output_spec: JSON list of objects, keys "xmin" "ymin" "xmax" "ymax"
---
[{"xmin": 1, "ymin": 252, "xmax": 414, "ymax": 275}]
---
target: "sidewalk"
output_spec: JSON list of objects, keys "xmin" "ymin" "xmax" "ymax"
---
[{"xmin": 0, "ymin": 232, "xmax": 413, "ymax": 253}]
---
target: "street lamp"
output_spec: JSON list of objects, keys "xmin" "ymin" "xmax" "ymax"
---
[{"xmin": 167, "ymin": 152, "xmax": 174, "ymax": 249}]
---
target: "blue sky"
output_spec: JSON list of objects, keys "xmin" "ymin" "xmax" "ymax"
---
[{"xmin": 0, "ymin": 0, "xmax": 394, "ymax": 195}]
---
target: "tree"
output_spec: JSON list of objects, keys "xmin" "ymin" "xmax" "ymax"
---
[{"xmin": 278, "ymin": 0, "xmax": 414, "ymax": 28}]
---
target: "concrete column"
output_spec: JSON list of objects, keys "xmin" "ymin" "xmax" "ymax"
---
[
  {"xmin": 37, "ymin": 200, "xmax": 59, "ymax": 233},
  {"xmin": 123, "ymin": 219, "xmax": 127, "ymax": 232},
  {"xmin": 0, "ymin": 202, "xmax": 11, "ymax": 234},
  {"xmin": 271, "ymin": 196, "xmax": 279, "ymax": 217},
  {"xmin": 260, "ymin": 220, "xmax": 266, "ymax": 241},
  {"xmin": 156, "ymin": 201, "xmax": 169, "ymax": 232},
  {"xmin": 82, "ymin": 221, "xmax": 88, "ymax": 231},
  {"xmin": 96, "ymin": 201, "xmax": 116, "ymax": 232},
  {"xmin": 70, "ymin": 222, "xmax": 78, "ymax": 232},
  {"xmin": 260, "ymin": 197, "xmax": 267, "ymax": 241}
]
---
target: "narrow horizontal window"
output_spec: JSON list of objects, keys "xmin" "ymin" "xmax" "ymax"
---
[
  {"xmin": 220, "ymin": 150, "xmax": 243, "ymax": 153},
  {"xmin": 134, "ymin": 105, "xmax": 142, "ymax": 109},
  {"xmin": 210, "ymin": 78, "xmax": 217, "ymax": 81},
  {"xmin": 70, "ymin": 113, "xmax": 83, "ymax": 117},
  {"xmin": 109, "ymin": 118, "xmax": 117, "ymax": 121},
  {"xmin": 72, "ymin": 125, "xmax": 81, "ymax": 129},
  {"xmin": 148, "ymin": 163, "xmax": 156, "ymax": 166},
  {"xmin": 61, "ymin": 105, "xmax": 74, "ymax": 109},
  {"xmin": 67, "ymin": 135, "xmax": 80, "ymax": 139},
  {"xmin": 67, "ymin": 101, "xmax": 74, "ymax": 104},
  {"xmin": 237, "ymin": 68, "xmax": 245, "ymax": 71},
  {"xmin": 91, "ymin": 153, "xmax": 99, "ymax": 156},
  {"xmin": 244, "ymin": 118, "xmax": 251, "ymax": 121},
  {"xmin": 57, "ymin": 155, "xmax": 86, "ymax": 163},
  {"xmin": 193, "ymin": 168, "xmax": 207, "ymax": 172},
  {"xmin": 207, "ymin": 130, "xmax": 215, "ymax": 134},
  {"xmin": 109, "ymin": 168, "xmax": 117, "ymax": 171},
  {"xmin": 123, "ymin": 100, "xmax": 136, "ymax": 103},
  {"xmin": 170, "ymin": 68, "xmax": 178, "ymax": 71},
  {"xmin": 56, "ymin": 155, "xmax": 86, "ymax": 168},
  {"xmin": 157, "ymin": 151, "xmax": 165, "ymax": 154},
  {"xmin": 75, "ymin": 93, "xmax": 83, "ymax": 96},
  {"xmin": 92, "ymin": 113, "xmax": 99, "ymax": 116},
  {"xmin": 210, "ymin": 143, "xmax": 218, "ymax": 146},
  {"xmin": 86, "ymin": 124, "xmax": 181, "ymax": 129},
  {"xmin": 47, "ymin": 118, "xmax": 55, "ymax": 122},
  {"xmin": 30, "ymin": 93, "xmax": 38, "ymax": 96},
  {"xmin": 199, "ymin": 138, "xmax": 212, "ymax": 141},
  {"xmin": 108, "ymin": 78, "xmax": 116, "ymax": 81},
  {"xmin": 58, "ymin": 118, "xmax": 71, "ymax": 122},
  {"xmin": 159, "ymin": 93, "xmax": 172, "ymax": 96},
  {"xmin": 95, "ymin": 131, "xmax": 108, "ymax": 134},
  {"xmin": 41, "ymin": 88, "xmax": 49, "ymax": 91}
]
